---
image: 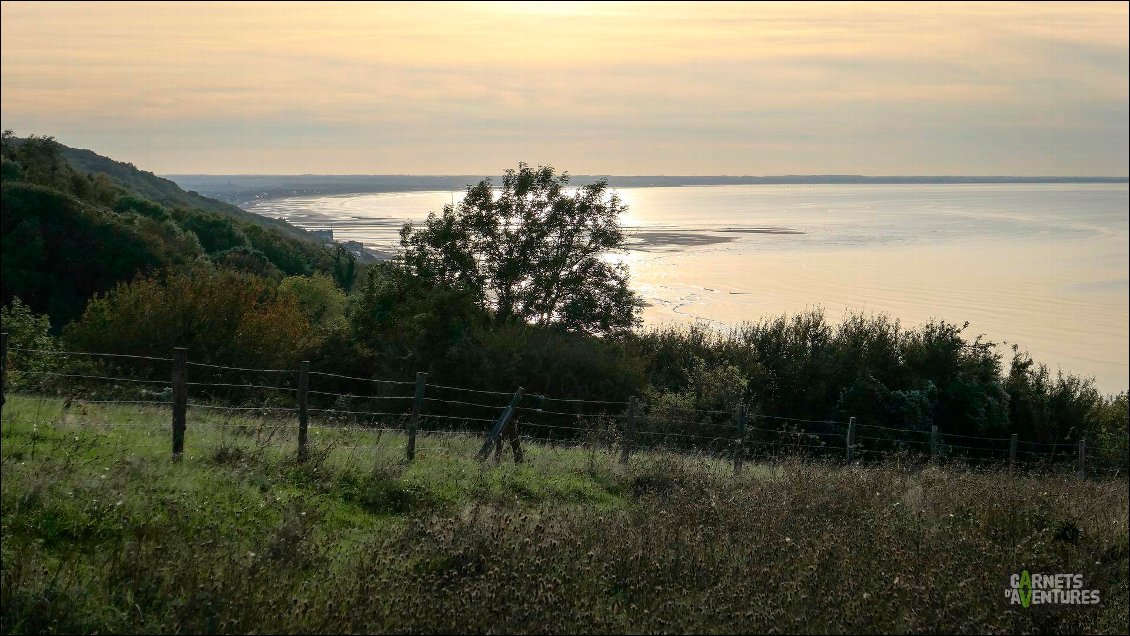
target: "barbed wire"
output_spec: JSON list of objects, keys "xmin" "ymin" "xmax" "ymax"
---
[
  {"xmin": 756, "ymin": 413, "xmax": 850, "ymax": 426},
  {"xmin": 422, "ymin": 396, "xmax": 501, "ymax": 410},
  {"xmin": 425, "ymin": 383, "xmax": 514, "ymax": 397},
  {"xmin": 9, "ymin": 347, "xmax": 172, "ymax": 362},
  {"xmin": 71, "ymin": 399, "xmax": 173, "ymax": 406},
  {"xmin": 187, "ymin": 381, "xmax": 297, "ymax": 392},
  {"xmin": 518, "ymin": 406, "xmax": 613, "ymax": 418},
  {"xmin": 307, "ymin": 370, "xmax": 414, "ymax": 385},
  {"xmin": 421, "ymin": 413, "xmax": 497, "ymax": 423},
  {"xmin": 22, "ymin": 370, "xmax": 171, "ymax": 385},
  {"xmin": 307, "ymin": 407, "xmax": 408, "ymax": 418},
  {"xmin": 538, "ymin": 395, "xmax": 630, "ymax": 406},
  {"xmin": 2, "ymin": 347, "xmax": 1117, "ymax": 468},
  {"xmin": 938, "ymin": 430, "xmax": 1012, "ymax": 443},
  {"xmin": 852, "ymin": 422, "xmax": 931, "ymax": 434},
  {"xmin": 1016, "ymin": 439, "xmax": 1077, "ymax": 449},
  {"xmin": 186, "ymin": 403, "xmax": 297, "ymax": 412},
  {"xmin": 185, "ymin": 361, "xmax": 291, "ymax": 373},
  {"xmin": 308, "ymin": 390, "xmax": 410, "ymax": 401}
]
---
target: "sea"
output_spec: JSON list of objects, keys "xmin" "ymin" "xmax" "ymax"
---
[{"xmin": 246, "ymin": 183, "xmax": 1129, "ymax": 393}]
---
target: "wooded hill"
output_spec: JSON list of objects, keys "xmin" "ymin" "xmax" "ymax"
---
[{"xmin": 1, "ymin": 132, "xmax": 357, "ymax": 327}]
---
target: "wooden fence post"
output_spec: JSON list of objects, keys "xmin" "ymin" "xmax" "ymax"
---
[
  {"xmin": 930, "ymin": 425, "xmax": 939, "ymax": 459},
  {"xmin": 477, "ymin": 388, "xmax": 523, "ymax": 462},
  {"xmin": 171, "ymin": 347, "xmax": 187, "ymax": 460},
  {"xmin": 845, "ymin": 416, "xmax": 856, "ymax": 463},
  {"xmin": 506, "ymin": 414, "xmax": 524, "ymax": 464},
  {"xmin": 407, "ymin": 372, "xmax": 427, "ymax": 461},
  {"xmin": 734, "ymin": 403, "xmax": 747, "ymax": 475},
  {"xmin": 1009, "ymin": 434, "xmax": 1018, "ymax": 473},
  {"xmin": 620, "ymin": 396, "xmax": 637, "ymax": 465},
  {"xmin": 1077, "ymin": 439, "xmax": 1086, "ymax": 478},
  {"xmin": 297, "ymin": 361, "xmax": 310, "ymax": 463},
  {"xmin": 0, "ymin": 332, "xmax": 7, "ymax": 423}
]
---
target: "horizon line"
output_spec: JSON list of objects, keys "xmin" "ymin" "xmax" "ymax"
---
[{"xmin": 164, "ymin": 173, "xmax": 1130, "ymax": 180}]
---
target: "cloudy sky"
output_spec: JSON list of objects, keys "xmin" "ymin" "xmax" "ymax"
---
[{"xmin": 2, "ymin": 1, "xmax": 1127, "ymax": 175}]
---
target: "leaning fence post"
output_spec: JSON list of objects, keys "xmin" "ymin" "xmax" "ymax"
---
[
  {"xmin": 734, "ymin": 403, "xmax": 747, "ymax": 475},
  {"xmin": 506, "ymin": 413, "xmax": 524, "ymax": 464},
  {"xmin": 0, "ymin": 332, "xmax": 7, "ymax": 423},
  {"xmin": 297, "ymin": 361, "xmax": 310, "ymax": 463},
  {"xmin": 620, "ymin": 396, "xmax": 637, "ymax": 465},
  {"xmin": 1077, "ymin": 439, "xmax": 1086, "ymax": 478},
  {"xmin": 407, "ymin": 372, "xmax": 427, "ymax": 461},
  {"xmin": 477, "ymin": 388, "xmax": 523, "ymax": 462},
  {"xmin": 845, "ymin": 416, "xmax": 856, "ymax": 463},
  {"xmin": 171, "ymin": 347, "xmax": 187, "ymax": 460},
  {"xmin": 493, "ymin": 390, "xmax": 524, "ymax": 464},
  {"xmin": 1009, "ymin": 434, "xmax": 1018, "ymax": 473},
  {"xmin": 930, "ymin": 425, "xmax": 939, "ymax": 459}
]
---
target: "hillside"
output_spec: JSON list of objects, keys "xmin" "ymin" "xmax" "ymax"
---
[
  {"xmin": 1, "ymin": 395, "xmax": 1126, "ymax": 633},
  {"xmin": 57, "ymin": 144, "xmax": 321, "ymax": 242},
  {"xmin": 1, "ymin": 133, "xmax": 355, "ymax": 328}
]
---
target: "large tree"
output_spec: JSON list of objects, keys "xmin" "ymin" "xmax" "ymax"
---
[{"xmin": 399, "ymin": 163, "xmax": 642, "ymax": 336}]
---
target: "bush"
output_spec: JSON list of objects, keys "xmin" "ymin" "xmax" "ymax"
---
[
  {"xmin": 1, "ymin": 297, "xmax": 60, "ymax": 389},
  {"xmin": 64, "ymin": 266, "xmax": 315, "ymax": 370}
]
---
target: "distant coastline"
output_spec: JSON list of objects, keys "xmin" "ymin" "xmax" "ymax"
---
[{"xmin": 167, "ymin": 174, "xmax": 1130, "ymax": 207}]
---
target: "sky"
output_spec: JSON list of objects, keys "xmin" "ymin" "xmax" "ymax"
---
[{"xmin": 1, "ymin": 1, "xmax": 1127, "ymax": 175}]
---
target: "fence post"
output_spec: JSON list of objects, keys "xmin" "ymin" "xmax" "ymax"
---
[
  {"xmin": 845, "ymin": 416, "xmax": 856, "ymax": 463},
  {"xmin": 620, "ymin": 396, "xmax": 637, "ymax": 466},
  {"xmin": 0, "ymin": 332, "xmax": 7, "ymax": 423},
  {"xmin": 1077, "ymin": 439, "xmax": 1086, "ymax": 478},
  {"xmin": 297, "ymin": 361, "xmax": 310, "ymax": 463},
  {"xmin": 1009, "ymin": 434, "xmax": 1018, "ymax": 473},
  {"xmin": 734, "ymin": 403, "xmax": 747, "ymax": 475},
  {"xmin": 930, "ymin": 425, "xmax": 939, "ymax": 459},
  {"xmin": 477, "ymin": 388, "xmax": 523, "ymax": 462},
  {"xmin": 407, "ymin": 372, "xmax": 427, "ymax": 461},
  {"xmin": 171, "ymin": 347, "xmax": 187, "ymax": 460},
  {"xmin": 493, "ymin": 389, "xmax": 525, "ymax": 464},
  {"xmin": 506, "ymin": 413, "xmax": 524, "ymax": 464}
]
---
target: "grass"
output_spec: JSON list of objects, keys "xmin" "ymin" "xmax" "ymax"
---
[{"xmin": 1, "ymin": 394, "xmax": 1127, "ymax": 634}]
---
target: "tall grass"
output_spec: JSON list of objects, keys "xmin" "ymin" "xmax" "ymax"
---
[{"xmin": 2, "ymin": 396, "xmax": 1127, "ymax": 634}]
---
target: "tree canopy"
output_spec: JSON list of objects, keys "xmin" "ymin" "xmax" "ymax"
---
[{"xmin": 399, "ymin": 163, "xmax": 643, "ymax": 336}]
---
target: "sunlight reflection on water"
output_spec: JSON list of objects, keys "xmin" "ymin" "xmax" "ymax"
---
[{"xmin": 249, "ymin": 184, "xmax": 1129, "ymax": 392}]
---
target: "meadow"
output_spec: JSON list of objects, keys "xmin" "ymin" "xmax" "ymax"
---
[{"xmin": 1, "ymin": 395, "xmax": 1127, "ymax": 634}]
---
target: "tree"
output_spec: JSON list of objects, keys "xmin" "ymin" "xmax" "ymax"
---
[
  {"xmin": 399, "ymin": 163, "xmax": 643, "ymax": 336},
  {"xmin": 65, "ymin": 266, "xmax": 315, "ymax": 370}
]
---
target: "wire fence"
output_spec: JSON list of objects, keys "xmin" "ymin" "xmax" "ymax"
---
[{"xmin": 1, "ymin": 342, "xmax": 1126, "ymax": 478}]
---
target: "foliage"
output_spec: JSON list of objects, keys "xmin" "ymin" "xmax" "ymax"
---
[
  {"xmin": 1, "ymin": 399, "xmax": 1126, "ymax": 634},
  {"xmin": 1, "ymin": 132, "xmax": 339, "ymax": 326},
  {"xmin": 63, "ymin": 267, "xmax": 316, "ymax": 370},
  {"xmin": 212, "ymin": 245, "xmax": 283, "ymax": 279},
  {"xmin": 331, "ymin": 244, "xmax": 358, "ymax": 291},
  {"xmin": 399, "ymin": 163, "xmax": 643, "ymax": 336},
  {"xmin": 1, "ymin": 183, "xmax": 186, "ymax": 327},
  {"xmin": 3, "ymin": 133, "xmax": 1124, "ymax": 460},
  {"xmin": 0, "ymin": 297, "xmax": 60, "ymax": 387},
  {"xmin": 1091, "ymin": 393, "xmax": 1129, "ymax": 466},
  {"xmin": 58, "ymin": 140, "xmax": 317, "ymax": 241},
  {"xmin": 279, "ymin": 273, "xmax": 348, "ymax": 330},
  {"xmin": 1006, "ymin": 346, "xmax": 1104, "ymax": 445},
  {"xmin": 630, "ymin": 311, "xmax": 1104, "ymax": 448},
  {"xmin": 177, "ymin": 209, "xmax": 249, "ymax": 254},
  {"xmin": 345, "ymin": 264, "xmax": 644, "ymax": 399},
  {"xmin": 641, "ymin": 355, "xmax": 748, "ymax": 431}
]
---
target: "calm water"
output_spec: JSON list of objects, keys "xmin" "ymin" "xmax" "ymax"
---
[{"xmin": 248, "ymin": 184, "xmax": 1129, "ymax": 393}]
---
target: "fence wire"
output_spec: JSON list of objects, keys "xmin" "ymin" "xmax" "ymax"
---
[{"xmin": 2, "ymin": 348, "xmax": 1125, "ymax": 477}]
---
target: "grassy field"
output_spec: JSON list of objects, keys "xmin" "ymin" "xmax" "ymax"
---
[{"xmin": 1, "ymin": 395, "xmax": 1127, "ymax": 634}]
